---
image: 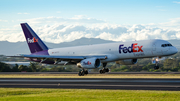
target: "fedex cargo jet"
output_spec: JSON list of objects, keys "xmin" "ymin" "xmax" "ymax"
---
[{"xmin": 19, "ymin": 23, "xmax": 178, "ymax": 76}]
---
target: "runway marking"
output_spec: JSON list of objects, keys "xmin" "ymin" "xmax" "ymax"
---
[
  {"xmin": 0, "ymin": 78, "xmax": 180, "ymax": 90},
  {"xmin": 0, "ymin": 83, "xmax": 58, "ymax": 86},
  {"xmin": 0, "ymin": 80, "xmax": 180, "ymax": 83},
  {"xmin": 59, "ymin": 84, "xmax": 180, "ymax": 88},
  {"xmin": 0, "ymin": 83, "xmax": 179, "ymax": 88}
]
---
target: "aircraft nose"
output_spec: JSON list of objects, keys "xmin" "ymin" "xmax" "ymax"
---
[{"xmin": 171, "ymin": 47, "xmax": 178, "ymax": 54}]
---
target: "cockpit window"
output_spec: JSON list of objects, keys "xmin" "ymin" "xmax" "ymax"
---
[
  {"xmin": 168, "ymin": 44, "xmax": 171, "ymax": 46},
  {"xmin": 161, "ymin": 44, "xmax": 173, "ymax": 47}
]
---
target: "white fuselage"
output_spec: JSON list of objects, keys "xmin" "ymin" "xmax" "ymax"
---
[{"xmin": 48, "ymin": 39, "xmax": 178, "ymax": 63}]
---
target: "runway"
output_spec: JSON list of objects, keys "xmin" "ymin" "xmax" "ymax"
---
[
  {"xmin": 1, "ymin": 72, "xmax": 180, "ymax": 74},
  {"xmin": 0, "ymin": 78, "xmax": 180, "ymax": 91}
]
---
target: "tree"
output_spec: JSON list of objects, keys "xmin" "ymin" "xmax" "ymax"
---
[
  {"xmin": 142, "ymin": 63, "xmax": 154, "ymax": 71},
  {"xmin": 0, "ymin": 62, "xmax": 11, "ymax": 72},
  {"xmin": 29, "ymin": 62, "xmax": 37, "ymax": 72},
  {"xmin": 18, "ymin": 65, "xmax": 29, "ymax": 72},
  {"xmin": 163, "ymin": 59, "xmax": 174, "ymax": 69},
  {"xmin": 12, "ymin": 64, "xmax": 19, "ymax": 72}
]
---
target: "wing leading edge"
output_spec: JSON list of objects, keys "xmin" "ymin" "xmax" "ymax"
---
[
  {"xmin": 14, "ymin": 54, "xmax": 107, "ymax": 60},
  {"xmin": 8, "ymin": 54, "xmax": 107, "ymax": 65}
]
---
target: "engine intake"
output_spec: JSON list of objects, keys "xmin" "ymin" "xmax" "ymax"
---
[
  {"xmin": 116, "ymin": 59, "xmax": 137, "ymax": 65},
  {"xmin": 77, "ymin": 57, "xmax": 101, "ymax": 69}
]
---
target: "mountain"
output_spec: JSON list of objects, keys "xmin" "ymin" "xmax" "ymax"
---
[
  {"xmin": 0, "ymin": 37, "xmax": 114, "ymax": 55},
  {"xmin": 45, "ymin": 37, "xmax": 114, "ymax": 48},
  {"xmin": 167, "ymin": 39, "xmax": 180, "ymax": 48},
  {"xmin": 0, "ymin": 38, "xmax": 179, "ymax": 55}
]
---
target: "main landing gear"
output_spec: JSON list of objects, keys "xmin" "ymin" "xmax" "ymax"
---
[
  {"xmin": 152, "ymin": 57, "xmax": 160, "ymax": 70},
  {"xmin": 78, "ymin": 69, "xmax": 88, "ymax": 76},
  {"xmin": 99, "ymin": 63, "xmax": 109, "ymax": 74}
]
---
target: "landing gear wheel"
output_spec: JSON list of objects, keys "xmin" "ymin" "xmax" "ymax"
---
[
  {"xmin": 99, "ymin": 70, "xmax": 103, "ymax": 74},
  {"xmin": 105, "ymin": 68, "xmax": 109, "ymax": 72},
  {"xmin": 99, "ymin": 63, "xmax": 109, "ymax": 74},
  {"xmin": 78, "ymin": 70, "xmax": 84, "ymax": 76},
  {"xmin": 154, "ymin": 66, "xmax": 159, "ymax": 70},
  {"xmin": 81, "ymin": 72, "xmax": 84, "ymax": 76},
  {"xmin": 78, "ymin": 69, "xmax": 89, "ymax": 76},
  {"xmin": 84, "ymin": 70, "xmax": 88, "ymax": 75},
  {"xmin": 78, "ymin": 71, "xmax": 82, "ymax": 76}
]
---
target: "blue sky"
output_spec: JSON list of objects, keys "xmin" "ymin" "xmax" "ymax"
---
[
  {"xmin": 0, "ymin": 0, "xmax": 179, "ymax": 24},
  {"xmin": 0, "ymin": 0, "xmax": 180, "ymax": 43}
]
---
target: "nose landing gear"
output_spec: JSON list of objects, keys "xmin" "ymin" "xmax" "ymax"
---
[
  {"xmin": 154, "ymin": 65, "xmax": 159, "ymax": 69},
  {"xmin": 152, "ymin": 57, "xmax": 160, "ymax": 70}
]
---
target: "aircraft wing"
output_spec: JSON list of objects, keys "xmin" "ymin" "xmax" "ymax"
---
[{"xmin": 9, "ymin": 54, "xmax": 107, "ymax": 60}]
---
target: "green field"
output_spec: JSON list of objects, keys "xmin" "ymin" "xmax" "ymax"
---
[
  {"xmin": 0, "ymin": 73, "xmax": 180, "ymax": 78},
  {"xmin": 0, "ymin": 88, "xmax": 179, "ymax": 101},
  {"xmin": 0, "ymin": 74, "xmax": 180, "ymax": 101}
]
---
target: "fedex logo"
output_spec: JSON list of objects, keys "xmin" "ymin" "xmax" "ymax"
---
[
  {"xmin": 27, "ymin": 37, "xmax": 38, "ymax": 43},
  {"xmin": 83, "ymin": 61, "xmax": 91, "ymax": 65},
  {"xmin": 119, "ymin": 43, "xmax": 143, "ymax": 54}
]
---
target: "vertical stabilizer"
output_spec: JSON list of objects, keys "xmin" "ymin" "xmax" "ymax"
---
[{"xmin": 21, "ymin": 23, "xmax": 48, "ymax": 53}]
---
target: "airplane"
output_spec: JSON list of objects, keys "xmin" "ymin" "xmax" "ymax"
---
[{"xmin": 17, "ymin": 23, "xmax": 178, "ymax": 76}]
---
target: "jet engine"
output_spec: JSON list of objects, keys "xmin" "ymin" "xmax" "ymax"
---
[
  {"xmin": 77, "ymin": 57, "xmax": 101, "ymax": 69},
  {"xmin": 116, "ymin": 59, "xmax": 138, "ymax": 65}
]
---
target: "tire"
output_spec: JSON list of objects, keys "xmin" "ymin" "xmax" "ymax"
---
[
  {"xmin": 99, "ymin": 70, "xmax": 103, "ymax": 74},
  {"xmin": 105, "ymin": 68, "xmax": 109, "ymax": 72},
  {"xmin": 81, "ymin": 71, "xmax": 84, "ymax": 76},
  {"xmin": 154, "ymin": 66, "xmax": 159, "ymax": 69},
  {"xmin": 102, "ymin": 69, "xmax": 106, "ymax": 73},
  {"xmin": 84, "ymin": 70, "xmax": 88, "ymax": 74},
  {"xmin": 78, "ymin": 71, "xmax": 82, "ymax": 76}
]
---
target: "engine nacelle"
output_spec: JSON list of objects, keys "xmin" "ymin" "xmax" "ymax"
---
[
  {"xmin": 77, "ymin": 57, "xmax": 101, "ymax": 69},
  {"xmin": 116, "ymin": 59, "xmax": 138, "ymax": 65}
]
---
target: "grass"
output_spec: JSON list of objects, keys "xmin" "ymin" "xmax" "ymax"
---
[
  {"xmin": 0, "ymin": 74, "xmax": 179, "ymax": 101},
  {"xmin": 0, "ymin": 73, "xmax": 180, "ymax": 78},
  {"xmin": 0, "ymin": 88, "xmax": 179, "ymax": 101}
]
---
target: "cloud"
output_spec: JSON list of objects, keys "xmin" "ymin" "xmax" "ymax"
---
[
  {"xmin": 56, "ymin": 11, "xmax": 61, "ymax": 13},
  {"xmin": 20, "ymin": 16, "xmax": 106, "ymax": 25},
  {"xmin": 156, "ymin": 6, "xmax": 167, "ymax": 11},
  {"xmin": 156, "ymin": 6, "xmax": 164, "ymax": 8},
  {"xmin": 0, "ymin": 32, "xmax": 25, "ymax": 42},
  {"xmin": 158, "ymin": 17, "xmax": 180, "ymax": 28},
  {"xmin": 17, "ymin": 13, "xmax": 29, "ymax": 15},
  {"xmin": 2, "ymin": 23, "xmax": 180, "ymax": 43},
  {"xmin": 71, "ymin": 15, "xmax": 87, "ymax": 19},
  {"xmin": 158, "ymin": 9, "xmax": 167, "ymax": 11},
  {"xmin": 26, "ymin": 23, "xmax": 180, "ymax": 43},
  {"xmin": 173, "ymin": 1, "xmax": 180, "ymax": 4},
  {"xmin": 1, "ymin": 16, "xmax": 180, "ymax": 43},
  {"xmin": 0, "ymin": 20, "xmax": 8, "ymax": 22}
]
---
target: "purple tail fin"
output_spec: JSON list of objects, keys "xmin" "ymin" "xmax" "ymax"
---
[{"xmin": 21, "ymin": 23, "xmax": 48, "ymax": 53}]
